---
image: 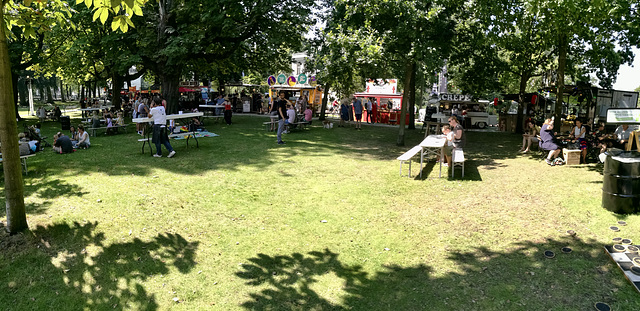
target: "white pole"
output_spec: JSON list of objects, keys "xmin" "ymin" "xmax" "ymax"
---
[{"xmin": 28, "ymin": 77, "xmax": 34, "ymax": 116}]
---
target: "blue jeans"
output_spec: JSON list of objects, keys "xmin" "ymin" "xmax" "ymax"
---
[
  {"xmin": 156, "ymin": 141, "xmax": 174, "ymax": 155},
  {"xmin": 277, "ymin": 119, "xmax": 285, "ymax": 142}
]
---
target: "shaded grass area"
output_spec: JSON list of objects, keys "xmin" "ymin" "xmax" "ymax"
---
[{"xmin": 1, "ymin": 113, "xmax": 639, "ymax": 310}]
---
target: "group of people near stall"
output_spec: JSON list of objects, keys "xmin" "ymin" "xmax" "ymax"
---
[{"xmin": 519, "ymin": 118, "xmax": 638, "ymax": 166}]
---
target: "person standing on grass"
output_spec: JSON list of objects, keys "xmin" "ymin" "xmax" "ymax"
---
[
  {"xmin": 274, "ymin": 91, "xmax": 289, "ymax": 145},
  {"xmin": 149, "ymin": 97, "xmax": 176, "ymax": 158},
  {"xmin": 352, "ymin": 97, "xmax": 363, "ymax": 130},
  {"xmin": 224, "ymin": 97, "xmax": 233, "ymax": 125},
  {"xmin": 365, "ymin": 97, "xmax": 372, "ymax": 124}
]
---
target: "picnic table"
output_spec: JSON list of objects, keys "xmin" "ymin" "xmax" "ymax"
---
[
  {"xmin": 419, "ymin": 134, "xmax": 447, "ymax": 178},
  {"xmin": 0, "ymin": 153, "xmax": 36, "ymax": 174},
  {"xmin": 133, "ymin": 112, "xmax": 204, "ymax": 155}
]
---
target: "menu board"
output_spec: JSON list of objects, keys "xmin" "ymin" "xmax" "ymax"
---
[{"xmin": 606, "ymin": 108, "xmax": 640, "ymax": 124}]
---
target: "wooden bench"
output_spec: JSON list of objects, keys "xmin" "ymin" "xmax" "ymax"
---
[
  {"xmin": 88, "ymin": 124, "xmax": 130, "ymax": 136},
  {"xmin": 397, "ymin": 145, "xmax": 422, "ymax": 177},
  {"xmin": 451, "ymin": 148, "xmax": 465, "ymax": 178},
  {"xmin": 0, "ymin": 154, "xmax": 36, "ymax": 174}
]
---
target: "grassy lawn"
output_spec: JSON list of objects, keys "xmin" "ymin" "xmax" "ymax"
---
[{"xmin": 1, "ymin": 111, "xmax": 639, "ymax": 310}]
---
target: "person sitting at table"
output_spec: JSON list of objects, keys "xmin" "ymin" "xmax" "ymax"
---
[
  {"xmin": 104, "ymin": 112, "xmax": 116, "ymax": 135},
  {"xmin": 136, "ymin": 98, "xmax": 150, "ymax": 135},
  {"xmin": 440, "ymin": 125, "xmax": 454, "ymax": 166},
  {"xmin": 53, "ymin": 132, "xmax": 74, "ymax": 154},
  {"xmin": 591, "ymin": 122, "xmax": 613, "ymax": 154},
  {"xmin": 91, "ymin": 111, "xmax": 102, "ymax": 129},
  {"xmin": 446, "ymin": 116, "xmax": 465, "ymax": 168},
  {"xmin": 569, "ymin": 119, "xmax": 587, "ymax": 164},
  {"xmin": 304, "ymin": 106, "xmax": 313, "ymax": 125},
  {"xmin": 519, "ymin": 120, "xmax": 540, "ymax": 153},
  {"xmin": 539, "ymin": 118, "xmax": 563, "ymax": 166},
  {"xmin": 613, "ymin": 124, "xmax": 635, "ymax": 149},
  {"xmin": 149, "ymin": 98, "xmax": 176, "ymax": 158},
  {"xmin": 77, "ymin": 125, "xmax": 90, "ymax": 149},
  {"xmin": 285, "ymin": 104, "xmax": 297, "ymax": 133}
]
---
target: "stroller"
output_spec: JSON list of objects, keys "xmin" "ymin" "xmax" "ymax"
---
[{"xmin": 23, "ymin": 123, "xmax": 51, "ymax": 150}]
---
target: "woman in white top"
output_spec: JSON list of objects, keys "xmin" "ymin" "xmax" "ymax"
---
[
  {"xmin": 149, "ymin": 97, "xmax": 176, "ymax": 158},
  {"xmin": 570, "ymin": 119, "xmax": 587, "ymax": 164},
  {"xmin": 77, "ymin": 125, "xmax": 91, "ymax": 149}
]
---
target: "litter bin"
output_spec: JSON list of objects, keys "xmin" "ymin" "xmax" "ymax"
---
[
  {"xmin": 60, "ymin": 116, "xmax": 70, "ymax": 130},
  {"xmin": 602, "ymin": 149, "xmax": 640, "ymax": 214}
]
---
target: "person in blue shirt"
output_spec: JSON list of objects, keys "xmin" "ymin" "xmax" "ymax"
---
[{"xmin": 352, "ymin": 97, "xmax": 363, "ymax": 130}]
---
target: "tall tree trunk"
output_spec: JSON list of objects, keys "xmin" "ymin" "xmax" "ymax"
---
[
  {"xmin": 408, "ymin": 62, "xmax": 416, "ymax": 130},
  {"xmin": 46, "ymin": 85, "xmax": 53, "ymax": 103},
  {"xmin": 319, "ymin": 83, "xmax": 330, "ymax": 121},
  {"xmin": 0, "ymin": 6, "xmax": 28, "ymax": 234},
  {"xmin": 397, "ymin": 60, "xmax": 414, "ymax": 146},
  {"xmin": 12, "ymin": 72, "xmax": 22, "ymax": 121},
  {"xmin": 515, "ymin": 73, "xmax": 529, "ymax": 134},
  {"xmin": 161, "ymin": 73, "xmax": 180, "ymax": 114},
  {"xmin": 112, "ymin": 73, "xmax": 123, "ymax": 110},
  {"xmin": 555, "ymin": 33, "xmax": 567, "ymax": 131},
  {"xmin": 60, "ymin": 79, "xmax": 66, "ymax": 102}
]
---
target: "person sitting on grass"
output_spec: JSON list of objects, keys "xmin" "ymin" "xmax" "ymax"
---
[
  {"xmin": 69, "ymin": 125, "xmax": 79, "ymax": 146},
  {"xmin": 540, "ymin": 118, "xmax": 563, "ymax": 166},
  {"xmin": 77, "ymin": 125, "xmax": 90, "ymax": 149},
  {"xmin": 53, "ymin": 132, "xmax": 74, "ymax": 154}
]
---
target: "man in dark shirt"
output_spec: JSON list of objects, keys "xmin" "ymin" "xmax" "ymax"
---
[
  {"xmin": 53, "ymin": 132, "xmax": 74, "ymax": 154},
  {"xmin": 274, "ymin": 91, "xmax": 289, "ymax": 145}
]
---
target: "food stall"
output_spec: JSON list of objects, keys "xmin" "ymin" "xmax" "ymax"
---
[{"xmin": 353, "ymin": 79, "xmax": 405, "ymax": 124}]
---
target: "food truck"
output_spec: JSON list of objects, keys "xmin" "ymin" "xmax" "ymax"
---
[
  {"xmin": 353, "ymin": 79, "xmax": 406, "ymax": 124},
  {"xmin": 267, "ymin": 74, "xmax": 323, "ymax": 112},
  {"xmin": 424, "ymin": 94, "xmax": 497, "ymax": 128}
]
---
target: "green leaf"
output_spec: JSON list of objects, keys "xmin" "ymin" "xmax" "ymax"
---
[
  {"xmin": 100, "ymin": 7, "xmax": 110, "ymax": 24},
  {"xmin": 24, "ymin": 0, "xmax": 32, "ymax": 6},
  {"xmin": 85, "ymin": 0, "xmax": 93, "ymax": 9},
  {"xmin": 111, "ymin": 0, "xmax": 120, "ymax": 9},
  {"xmin": 125, "ymin": 0, "xmax": 134, "ymax": 8},
  {"xmin": 132, "ymin": 5, "xmax": 143, "ymax": 16},
  {"xmin": 92, "ymin": 8, "xmax": 102, "ymax": 22},
  {"xmin": 111, "ymin": 16, "xmax": 121, "ymax": 31}
]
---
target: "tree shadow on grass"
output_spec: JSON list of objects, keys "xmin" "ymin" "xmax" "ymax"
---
[
  {"xmin": 0, "ymin": 221, "xmax": 199, "ymax": 310},
  {"xmin": 0, "ymin": 178, "xmax": 88, "ymax": 218},
  {"xmin": 236, "ymin": 236, "xmax": 636, "ymax": 310}
]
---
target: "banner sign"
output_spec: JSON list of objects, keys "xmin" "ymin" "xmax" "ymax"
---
[
  {"xmin": 277, "ymin": 74, "xmax": 287, "ymax": 85},
  {"xmin": 365, "ymin": 79, "xmax": 397, "ymax": 94},
  {"xmin": 287, "ymin": 76, "xmax": 297, "ymax": 87},
  {"xmin": 309, "ymin": 75, "xmax": 317, "ymax": 86},
  {"xmin": 439, "ymin": 93, "xmax": 472, "ymax": 102},
  {"xmin": 201, "ymin": 87, "xmax": 208, "ymax": 100},
  {"xmin": 298, "ymin": 74, "xmax": 308, "ymax": 85},
  {"xmin": 607, "ymin": 108, "xmax": 640, "ymax": 124},
  {"xmin": 267, "ymin": 75, "xmax": 276, "ymax": 86}
]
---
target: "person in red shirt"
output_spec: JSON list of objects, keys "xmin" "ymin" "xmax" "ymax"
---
[{"xmin": 224, "ymin": 97, "xmax": 232, "ymax": 125}]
